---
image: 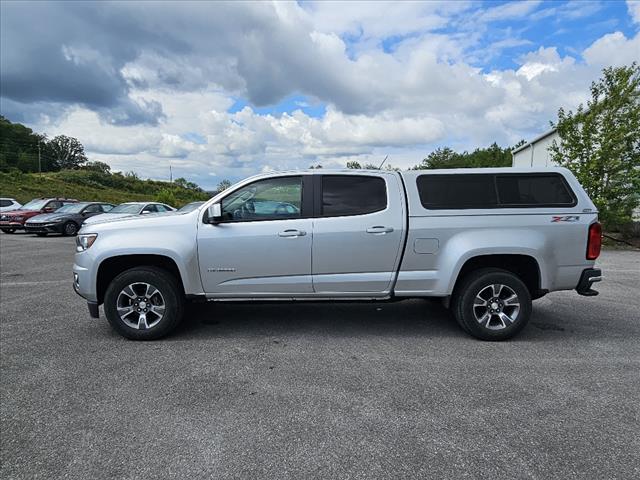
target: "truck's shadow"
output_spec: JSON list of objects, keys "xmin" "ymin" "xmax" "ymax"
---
[{"xmin": 170, "ymin": 298, "xmax": 467, "ymax": 340}]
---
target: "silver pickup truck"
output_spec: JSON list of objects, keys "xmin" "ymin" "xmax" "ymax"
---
[{"xmin": 73, "ymin": 167, "xmax": 603, "ymax": 341}]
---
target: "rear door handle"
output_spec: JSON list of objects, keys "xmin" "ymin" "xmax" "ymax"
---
[
  {"xmin": 278, "ymin": 229, "xmax": 306, "ymax": 237},
  {"xmin": 366, "ymin": 226, "xmax": 394, "ymax": 234}
]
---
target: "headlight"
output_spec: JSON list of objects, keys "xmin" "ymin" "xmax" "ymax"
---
[
  {"xmin": 53, "ymin": 218, "xmax": 64, "ymax": 223},
  {"xmin": 76, "ymin": 233, "xmax": 98, "ymax": 252}
]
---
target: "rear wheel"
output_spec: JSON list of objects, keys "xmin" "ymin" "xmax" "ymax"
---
[
  {"xmin": 1, "ymin": 228, "xmax": 16, "ymax": 234},
  {"xmin": 62, "ymin": 221, "xmax": 78, "ymax": 236},
  {"xmin": 453, "ymin": 268, "xmax": 531, "ymax": 341},
  {"xmin": 104, "ymin": 267, "xmax": 184, "ymax": 340}
]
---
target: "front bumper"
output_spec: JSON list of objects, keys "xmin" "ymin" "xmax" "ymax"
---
[
  {"xmin": 0, "ymin": 221, "xmax": 25, "ymax": 230},
  {"xmin": 25, "ymin": 223, "xmax": 64, "ymax": 234},
  {"xmin": 576, "ymin": 268, "xmax": 602, "ymax": 296},
  {"xmin": 73, "ymin": 270, "xmax": 100, "ymax": 318}
]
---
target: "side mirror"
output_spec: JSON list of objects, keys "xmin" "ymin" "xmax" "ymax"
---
[
  {"xmin": 207, "ymin": 203, "xmax": 222, "ymax": 224},
  {"xmin": 141, "ymin": 210, "xmax": 151, "ymax": 215}
]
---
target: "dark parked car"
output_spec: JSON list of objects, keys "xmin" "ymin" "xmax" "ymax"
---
[{"xmin": 25, "ymin": 202, "xmax": 115, "ymax": 236}]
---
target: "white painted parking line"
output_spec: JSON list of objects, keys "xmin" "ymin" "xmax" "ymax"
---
[{"xmin": 0, "ymin": 280, "xmax": 69, "ymax": 287}]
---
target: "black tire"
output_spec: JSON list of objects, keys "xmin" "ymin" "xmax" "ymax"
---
[
  {"xmin": 36, "ymin": 232, "xmax": 48, "ymax": 237},
  {"xmin": 1, "ymin": 228, "xmax": 16, "ymax": 234},
  {"xmin": 104, "ymin": 267, "xmax": 184, "ymax": 340},
  {"xmin": 62, "ymin": 221, "xmax": 78, "ymax": 236},
  {"xmin": 452, "ymin": 268, "xmax": 531, "ymax": 341}
]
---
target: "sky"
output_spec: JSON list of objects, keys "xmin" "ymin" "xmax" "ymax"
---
[{"xmin": 1, "ymin": 0, "xmax": 639, "ymax": 189}]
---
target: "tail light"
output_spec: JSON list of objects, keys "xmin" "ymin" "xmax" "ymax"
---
[{"xmin": 586, "ymin": 222, "xmax": 602, "ymax": 260}]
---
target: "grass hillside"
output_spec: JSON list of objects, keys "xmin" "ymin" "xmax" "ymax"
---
[{"xmin": 0, "ymin": 169, "xmax": 210, "ymax": 208}]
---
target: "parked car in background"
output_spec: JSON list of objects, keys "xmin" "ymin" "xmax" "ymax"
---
[
  {"xmin": 73, "ymin": 167, "xmax": 603, "ymax": 341},
  {"xmin": 82, "ymin": 202, "xmax": 175, "ymax": 226},
  {"xmin": 25, "ymin": 202, "xmax": 115, "ymax": 236},
  {"xmin": 0, "ymin": 198, "xmax": 22, "ymax": 212},
  {"xmin": 177, "ymin": 201, "xmax": 205, "ymax": 213},
  {"xmin": 0, "ymin": 197, "xmax": 78, "ymax": 234}
]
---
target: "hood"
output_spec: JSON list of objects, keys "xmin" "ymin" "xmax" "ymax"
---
[
  {"xmin": 83, "ymin": 212, "xmax": 137, "ymax": 225},
  {"xmin": 1, "ymin": 209, "xmax": 37, "ymax": 217},
  {"xmin": 26, "ymin": 212, "xmax": 70, "ymax": 223},
  {"xmin": 79, "ymin": 209, "xmax": 197, "ymax": 235}
]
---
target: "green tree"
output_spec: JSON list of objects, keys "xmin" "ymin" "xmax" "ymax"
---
[
  {"xmin": 549, "ymin": 64, "xmax": 640, "ymax": 226},
  {"xmin": 45, "ymin": 135, "xmax": 87, "ymax": 169},
  {"xmin": 216, "ymin": 179, "xmax": 232, "ymax": 191},
  {"xmin": 16, "ymin": 152, "xmax": 38, "ymax": 172},
  {"xmin": 155, "ymin": 188, "xmax": 177, "ymax": 207},
  {"xmin": 414, "ymin": 143, "xmax": 515, "ymax": 170},
  {"xmin": 346, "ymin": 161, "xmax": 361, "ymax": 169},
  {"xmin": 82, "ymin": 161, "xmax": 111, "ymax": 174}
]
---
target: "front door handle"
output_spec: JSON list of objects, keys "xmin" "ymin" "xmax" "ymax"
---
[
  {"xmin": 366, "ymin": 226, "xmax": 394, "ymax": 234},
  {"xmin": 278, "ymin": 229, "xmax": 306, "ymax": 237}
]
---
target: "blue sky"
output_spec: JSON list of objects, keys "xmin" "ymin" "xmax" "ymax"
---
[{"xmin": 1, "ymin": 0, "xmax": 638, "ymax": 188}]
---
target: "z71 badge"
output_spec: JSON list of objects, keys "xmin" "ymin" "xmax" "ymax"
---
[{"xmin": 551, "ymin": 215, "xmax": 580, "ymax": 222}]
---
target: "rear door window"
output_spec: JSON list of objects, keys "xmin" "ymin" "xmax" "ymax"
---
[{"xmin": 321, "ymin": 175, "xmax": 387, "ymax": 217}]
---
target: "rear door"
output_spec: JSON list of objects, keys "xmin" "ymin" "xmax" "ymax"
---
[{"xmin": 311, "ymin": 173, "xmax": 405, "ymax": 294}]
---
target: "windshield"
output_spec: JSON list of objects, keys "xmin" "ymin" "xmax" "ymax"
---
[
  {"xmin": 54, "ymin": 203, "xmax": 86, "ymax": 214},
  {"xmin": 109, "ymin": 204, "xmax": 142, "ymax": 214},
  {"xmin": 178, "ymin": 202, "xmax": 205, "ymax": 212},
  {"xmin": 20, "ymin": 199, "xmax": 49, "ymax": 210}
]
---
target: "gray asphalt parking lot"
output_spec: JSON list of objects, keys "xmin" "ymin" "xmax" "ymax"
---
[{"xmin": 1, "ymin": 233, "xmax": 639, "ymax": 479}]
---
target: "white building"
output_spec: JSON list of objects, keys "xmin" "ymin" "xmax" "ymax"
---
[{"xmin": 511, "ymin": 127, "xmax": 559, "ymax": 167}]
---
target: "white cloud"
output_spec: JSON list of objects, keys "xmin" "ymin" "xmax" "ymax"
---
[
  {"xmin": 628, "ymin": 0, "xmax": 640, "ymax": 24},
  {"xmin": 583, "ymin": 31, "xmax": 640, "ymax": 67},
  {"xmin": 5, "ymin": 1, "xmax": 640, "ymax": 189}
]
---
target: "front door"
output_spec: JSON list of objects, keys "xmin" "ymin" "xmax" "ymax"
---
[{"xmin": 197, "ymin": 175, "xmax": 313, "ymax": 296}]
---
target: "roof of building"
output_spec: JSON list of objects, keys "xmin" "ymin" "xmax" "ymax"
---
[{"xmin": 511, "ymin": 127, "xmax": 558, "ymax": 154}]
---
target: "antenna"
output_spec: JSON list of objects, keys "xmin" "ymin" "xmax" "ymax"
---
[{"xmin": 378, "ymin": 155, "xmax": 388, "ymax": 170}]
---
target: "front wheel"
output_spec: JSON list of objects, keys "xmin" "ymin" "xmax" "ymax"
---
[
  {"xmin": 104, "ymin": 267, "xmax": 184, "ymax": 340},
  {"xmin": 1, "ymin": 228, "xmax": 16, "ymax": 234},
  {"xmin": 62, "ymin": 221, "xmax": 78, "ymax": 236},
  {"xmin": 453, "ymin": 268, "xmax": 532, "ymax": 341}
]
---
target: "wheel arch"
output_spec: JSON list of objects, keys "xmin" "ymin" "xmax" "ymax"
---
[
  {"xmin": 451, "ymin": 253, "xmax": 543, "ymax": 299},
  {"xmin": 96, "ymin": 254, "xmax": 185, "ymax": 304}
]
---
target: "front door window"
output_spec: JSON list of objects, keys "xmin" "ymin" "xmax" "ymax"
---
[{"xmin": 221, "ymin": 177, "xmax": 302, "ymax": 222}]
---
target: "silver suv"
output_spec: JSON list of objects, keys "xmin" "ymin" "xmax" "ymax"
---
[{"xmin": 73, "ymin": 167, "xmax": 602, "ymax": 341}]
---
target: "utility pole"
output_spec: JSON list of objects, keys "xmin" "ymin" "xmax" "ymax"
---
[
  {"xmin": 169, "ymin": 164, "xmax": 173, "ymax": 183},
  {"xmin": 38, "ymin": 141, "xmax": 42, "ymax": 174}
]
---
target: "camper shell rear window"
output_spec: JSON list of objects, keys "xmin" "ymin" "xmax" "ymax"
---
[{"xmin": 416, "ymin": 173, "xmax": 577, "ymax": 209}]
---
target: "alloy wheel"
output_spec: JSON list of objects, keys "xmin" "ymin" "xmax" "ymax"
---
[
  {"xmin": 473, "ymin": 283, "xmax": 520, "ymax": 330},
  {"xmin": 116, "ymin": 282, "xmax": 166, "ymax": 330}
]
